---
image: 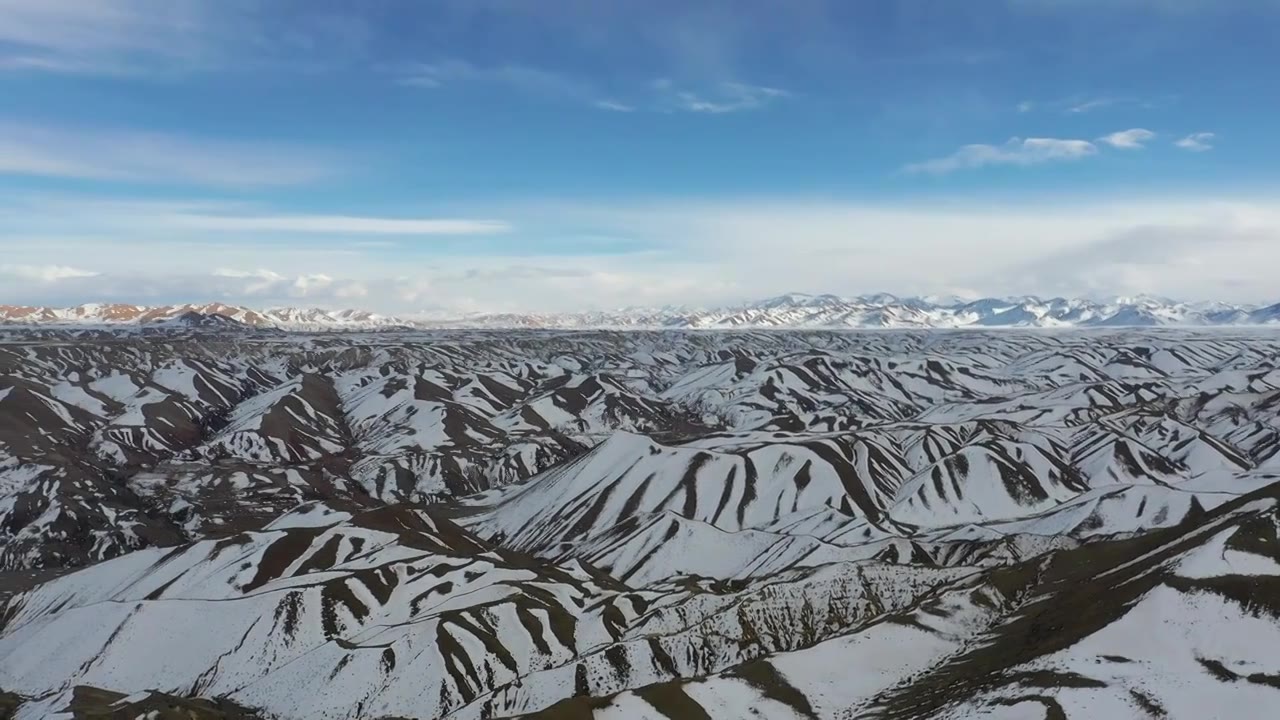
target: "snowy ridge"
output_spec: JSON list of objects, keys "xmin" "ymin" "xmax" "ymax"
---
[
  {"xmin": 2, "ymin": 328, "xmax": 1280, "ymax": 718},
  {"xmin": 517, "ymin": 487, "xmax": 1280, "ymax": 719},
  {"xmin": 4, "ymin": 293, "xmax": 1280, "ymax": 330}
]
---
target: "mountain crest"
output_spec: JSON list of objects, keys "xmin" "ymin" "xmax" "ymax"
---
[{"xmin": 2, "ymin": 294, "xmax": 1278, "ymax": 330}]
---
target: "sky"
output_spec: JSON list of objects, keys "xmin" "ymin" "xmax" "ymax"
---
[{"xmin": 1, "ymin": 0, "xmax": 1278, "ymax": 313}]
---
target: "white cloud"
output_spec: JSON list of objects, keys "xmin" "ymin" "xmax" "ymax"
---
[
  {"xmin": 6, "ymin": 194, "xmax": 1280, "ymax": 310},
  {"xmin": 0, "ymin": 0, "xmax": 250, "ymax": 77},
  {"xmin": 1175, "ymin": 132, "xmax": 1216, "ymax": 152},
  {"xmin": 0, "ymin": 0, "xmax": 373, "ymax": 76},
  {"xmin": 395, "ymin": 60, "xmax": 466, "ymax": 88},
  {"xmin": 1019, "ymin": 95, "xmax": 1170, "ymax": 116},
  {"xmin": 392, "ymin": 60, "xmax": 655, "ymax": 113},
  {"xmin": 0, "ymin": 197, "xmax": 515, "ymax": 286},
  {"xmin": 394, "ymin": 60, "xmax": 591, "ymax": 98},
  {"xmin": 494, "ymin": 197, "xmax": 1280, "ymax": 307},
  {"xmin": 1068, "ymin": 97, "xmax": 1116, "ymax": 113},
  {"xmin": 0, "ymin": 123, "xmax": 336, "ymax": 187},
  {"xmin": 904, "ymin": 137, "xmax": 1098, "ymax": 174},
  {"xmin": 0, "ymin": 54, "xmax": 137, "ymax": 75},
  {"xmin": 0, "ymin": 263, "xmax": 720, "ymax": 313},
  {"xmin": 594, "ymin": 100, "xmax": 636, "ymax": 112},
  {"xmin": 210, "ymin": 268, "xmax": 288, "ymax": 295},
  {"xmin": 394, "ymin": 62, "xmax": 786, "ymax": 115},
  {"xmin": 668, "ymin": 82, "xmax": 789, "ymax": 114},
  {"xmin": 0, "ymin": 264, "xmax": 99, "ymax": 282},
  {"xmin": 202, "ymin": 268, "xmax": 368, "ymax": 301},
  {"xmin": 1098, "ymin": 128, "xmax": 1156, "ymax": 149},
  {"xmin": 1010, "ymin": 221, "xmax": 1276, "ymax": 300},
  {"xmin": 0, "ymin": 0, "xmax": 194, "ymax": 57},
  {"xmin": 169, "ymin": 214, "xmax": 511, "ymax": 235},
  {"xmin": 212, "ymin": 268, "xmax": 281, "ymax": 279}
]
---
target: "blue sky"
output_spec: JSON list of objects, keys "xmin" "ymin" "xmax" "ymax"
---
[{"xmin": 1, "ymin": 0, "xmax": 1277, "ymax": 312}]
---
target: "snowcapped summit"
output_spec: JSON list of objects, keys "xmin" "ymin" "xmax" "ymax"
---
[
  {"xmin": 1, "ymin": 294, "xmax": 1277, "ymax": 331},
  {"xmin": 751, "ymin": 292, "xmax": 849, "ymax": 309}
]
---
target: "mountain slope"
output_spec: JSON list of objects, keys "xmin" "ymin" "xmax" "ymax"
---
[
  {"xmin": 1, "ymin": 327, "xmax": 1279, "ymax": 718},
  {"xmin": 512, "ymin": 481, "xmax": 1280, "ymax": 719}
]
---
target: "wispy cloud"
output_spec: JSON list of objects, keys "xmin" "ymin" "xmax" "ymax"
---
[
  {"xmin": 629, "ymin": 79, "xmax": 790, "ymax": 114},
  {"xmin": 0, "ymin": 0, "xmax": 375, "ymax": 76},
  {"xmin": 212, "ymin": 268, "xmax": 369, "ymax": 299},
  {"xmin": 0, "ymin": 0, "xmax": 223, "ymax": 76},
  {"xmin": 1008, "ymin": 220, "xmax": 1276, "ymax": 301},
  {"xmin": 394, "ymin": 60, "xmax": 592, "ymax": 98},
  {"xmin": 1019, "ymin": 94, "xmax": 1173, "ymax": 115},
  {"xmin": 395, "ymin": 63, "xmax": 788, "ymax": 115},
  {"xmin": 1175, "ymin": 132, "xmax": 1216, "ymax": 152},
  {"xmin": 594, "ymin": 99, "xmax": 636, "ymax": 113},
  {"xmin": 904, "ymin": 137, "xmax": 1098, "ymax": 175},
  {"xmin": 169, "ymin": 214, "xmax": 511, "ymax": 235},
  {"xmin": 6, "ymin": 197, "xmax": 1280, "ymax": 310},
  {"xmin": 0, "ymin": 267, "xmax": 374, "ymax": 307},
  {"xmin": 395, "ymin": 60, "xmax": 788, "ymax": 116},
  {"xmin": 0, "ymin": 0, "xmax": 192, "ymax": 54},
  {"xmin": 1098, "ymin": 128, "xmax": 1156, "ymax": 149},
  {"xmin": 0, "ymin": 122, "xmax": 337, "ymax": 187},
  {"xmin": 1067, "ymin": 97, "xmax": 1118, "ymax": 113},
  {"xmin": 0, "ymin": 263, "xmax": 99, "ymax": 282},
  {"xmin": 665, "ymin": 81, "xmax": 789, "ymax": 114},
  {"xmin": 0, "ymin": 54, "xmax": 139, "ymax": 75},
  {"xmin": 0, "ymin": 195, "xmax": 515, "ymax": 239}
]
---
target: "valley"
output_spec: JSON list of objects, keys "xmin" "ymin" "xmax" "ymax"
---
[{"xmin": 0, "ymin": 327, "xmax": 1277, "ymax": 718}]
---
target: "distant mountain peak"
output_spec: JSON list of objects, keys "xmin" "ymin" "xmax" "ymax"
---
[{"xmin": 0, "ymin": 294, "xmax": 1276, "ymax": 330}]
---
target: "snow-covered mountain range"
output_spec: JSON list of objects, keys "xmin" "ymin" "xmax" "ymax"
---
[
  {"xmin": 2, "ymin": 328, "xmax": 1279, "ymax": 717},
  {"xmin": 3, "ymin": 293, "xmax": 1280, "ymax": 330},
  {"xmin": 0, "ymin": 302, "xmax": 405, "ymax": 331}
]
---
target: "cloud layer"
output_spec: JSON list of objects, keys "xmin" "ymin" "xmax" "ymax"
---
[
  {"xmin": 4, "ymin": 194, "xmax": 1278, "ymax": 311},
  {"xmin": 907, "ymin": 125, "xmax": 1215, "ymax": 174},
  {"xmin": 0, "ymin": 123, "xmax": 336, "ymax": 187},
  {"xmin": 0, "ymin": 263, "xmax": 99, "ymax": 283},
  {"xmin": 169, "ymin": 214, "xmax": 511, "ymax": 235},
  {"xmin": 665, "ymin": 81, "xmax": 789, "ymax": 114},
  {"xmin": 1175, "ymin": 132, "xmax": 1216, "ymax": 152},
  {"xmin": 1098, "ymin": 128, "xmax": 1156, "ymax": 149},
  {"xmin": 393, "ymin": 62, "xmax": 790, "ymax": 115},
  {"xmin": 905, "ymin": 137, "xmax": 1098, "ymax": 174}
]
